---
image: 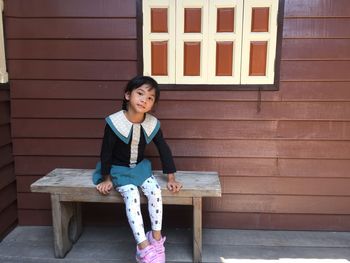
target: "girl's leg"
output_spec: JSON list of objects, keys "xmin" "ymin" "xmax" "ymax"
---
[
  {"xmin": 140, "ymin": 175, "xmax": 163, "ymax": 232},
  {"xmin": 141, "ymin": 176, "xmax": 166, "ymax": 262},
  {"xmin": 117, "ymin": 184, "xmax": 147, "ymax": 245}
]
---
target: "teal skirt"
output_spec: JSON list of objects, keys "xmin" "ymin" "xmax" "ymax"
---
[{"xmin": 92, "ymin": 159, "xmax": 152, "ymax": 187}]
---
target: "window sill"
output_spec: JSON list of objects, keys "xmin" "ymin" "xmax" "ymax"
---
[{"xmin": 159, "ymin": 83, "xmax": 279, "ymax": 91}]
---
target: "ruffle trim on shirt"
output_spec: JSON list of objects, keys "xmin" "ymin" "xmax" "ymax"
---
[{"xmin": 105, "ymin": 110, "xmax": 160, "ymax": 144}]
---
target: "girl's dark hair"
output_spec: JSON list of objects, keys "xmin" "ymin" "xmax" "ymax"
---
[{"xmin": 122, "ymin": 76, "xmax": 160, "ymax": 111}]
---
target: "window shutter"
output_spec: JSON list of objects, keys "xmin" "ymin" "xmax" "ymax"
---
[
  {"xmin": 176, "ymin": 0, "xmax": 208, "ymax": 84},
  {"xmin": 143, "ymin": 0, "xmax": 175, "ymax": 84},
  {"xmin": 0, "ymin": 0, "xmax": 8, "ymax": 83},
  {"xmin": 207, "ymin": 0, "xmax": 243, "ymax": 84},
  {"xmin": 240, "ymin": 0, "xmax": 278, "ymax": 84}
]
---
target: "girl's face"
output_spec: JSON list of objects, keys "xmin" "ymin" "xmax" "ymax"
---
[{"xmin": 125, "ymin": 84, "xmax": 156, "ymax": 114}]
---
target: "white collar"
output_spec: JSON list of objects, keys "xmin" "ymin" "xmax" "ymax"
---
[{"xmin": 105, "ymin": 110, "xmax": 160, "ymax": 144}]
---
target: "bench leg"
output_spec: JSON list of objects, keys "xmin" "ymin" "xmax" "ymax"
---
[
  {"xmin": 193, "ymin": 197, "xmax": 202, "ymax": 263},
  {"xmin": 51, "ymin": 195, "xmax": 82, "ymax": 258},
  {"xmin": 69, "ymin": 202, "xmax": 83, "ymax": 243}
]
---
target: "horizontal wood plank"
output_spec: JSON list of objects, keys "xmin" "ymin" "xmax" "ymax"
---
[
  {"xmin": 10, "ymin": 80, "xmax": 126, "ymax": 99},
  {"xmin": 203, "ymin": 212, "xmax": 350, "ymax": 231},
  {"xmin": 277, "ymin": 120, "xmax": 350, "ymax": 140},
  {"xmin": 283, "ymin": 18, "xmax": 350, "ymax": 38},
  {"xmin": 11, "ymin": 119, "xmax": 278, "ymax": 139},
  {"xmin": 7, "ymin": 40, "xmax": 137, "ymax": 60},
  {"xmin": 0, "ymin": 203, "xmax": 17, "ymax": 240},
  {"xmin": 279, "ymin": 82, "xmax": 350, "ymax": 101},
  {"xmin": 278, "ymin": 158, "xmax": 350, "ymax": 178},
  {"xmin": 281, "ymin": 61, "xmax": 350, "ymax": 81},
  {"xmin": 0, "ymin": 145, "xmax": 14, "ymax": 168},
  {"xmin": 0, "ymin": 125, "xmax": 11, "ymax": 147},
  {"xmin": 14, "ymin": 156, "xmax": 99, "ymax": 175},
  {"xmin": 17, "ymin": 193, "xmax": 51, "ymax": 210},
  {"xmin": 18, "ymin": 209, "xmax": 52, "ymax": 226},
  {"xmin": 221, "ymin": 177, "xmax": 350, "ymax": 196},
  {"xmin": 282, "ymin": 39, "xmax": 350, "ymax": 60},
  {"xmin": 5, "ymin": 0, "xmax": 136, "ymax": 18},
  {"xmin": 9, "ymin": 80, "xmax": 350, "ymax": 102},
  {"xmin": 12, "ymin": 138, "xmax": 278, "ymax": 158},
  {"xmin": 8, "ymin": 60, "xmax": 137, "ymax": 80},
  {"xmin": 0, "ymin": 183, "xmax": 17, "ymax": 212},
  {"xmin": 14, "ymin": 156, "xmax": 278, "ymax": 177},
  {"xmin": 204, "ymin": 194, "xmax": 350, "ymax": 214},
  {"xmin": 6, "ymin": 18, "xmax": 136, "ymax": 39},
  {"xmin": 0, "ymin": 89, "xmax": 10, "ymax": 101},
  {"xmin": 11, "ymin": 119, "xmax": 105, "ymax": 138},
  {"xmin": 14, "ymin": 156, "xmax": 350, "ymax": 179},
  {"xmin": 9, "ymin": 80, "xmax": 282, "ymax": 101},
  {"xmin": 284, "ymin": 0, "xmax": 350, "ymax": 18},
  {"xmin": 17, "ymin": 175, "xmax": 42, "ymax": 193},
  {"xmin": 277, "ymin": 140, "xmax": 350, "ymax": 159},
  {"xmin": 12, "ymin": 119, "xmax": 350, "ymax": 140},
  {"xmin": 0, "ymin": 164, "xmax": 15, "ymax": 190},
  {"xmin": 0, "ymin": 103, "xmax": 10, "ymax": 124},
  {"xmin": 11, "ymin": 100, "xmax": 350, "ymax": 120},
  {"xmin": 12, "ymin": 138, "xmax": 350, "ymax": 159}
]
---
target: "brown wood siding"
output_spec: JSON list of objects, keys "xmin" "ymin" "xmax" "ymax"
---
[
  {"xmin": 0, "ymin": 85, "xmax": 17, "ymax": 240},
  {"xmin": 5, "ymin": 0, "xmax": 350, "ymax": 231}
]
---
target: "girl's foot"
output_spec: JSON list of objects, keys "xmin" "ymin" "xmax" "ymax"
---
[
  {"xmin": 146, "ymin": 231, "xmax": 166, "ymax": 263},
  {"xmin": 135, "ymin": 244, "xmax": 158, "ymax": 263}
]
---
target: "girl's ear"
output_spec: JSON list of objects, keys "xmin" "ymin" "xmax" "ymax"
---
[{"xmin": 124, "ymin": 91, "xmax": 130, "ymax": 101}]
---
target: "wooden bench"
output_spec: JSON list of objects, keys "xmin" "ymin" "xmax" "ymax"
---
[{"xmin": 31, "ymin": 168, "xmax": 221, "ymax": 263}]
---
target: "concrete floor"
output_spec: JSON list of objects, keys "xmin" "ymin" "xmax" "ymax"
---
[{"xmin": 0, "ymin": 226, "xmax": 350, "ymax": 263}]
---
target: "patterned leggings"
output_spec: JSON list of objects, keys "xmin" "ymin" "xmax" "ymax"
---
[{"xmin": 117, "ymin": 175, "xmax": 163, "ymax": 244}]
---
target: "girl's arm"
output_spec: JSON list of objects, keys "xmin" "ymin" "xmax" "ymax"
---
[
  {"xmin": 153, "ymin": 129, "xmax": 182, "ymax": 192},
  {"xmin": 97, "ymin": 125, "xmax": 116, "ymax": 195},
  {"xmin": 167, "ymin": 173, "xmax": 182, "ymax": 193}
]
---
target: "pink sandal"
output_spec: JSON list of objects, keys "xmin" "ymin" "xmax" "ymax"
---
[
  {"xmin": 146, "ymin": 231, "xmax": 166, "ymax": 263},
  {"xmin": 136, "ymin": 244, "xmax": 158, "ymax": 263}
]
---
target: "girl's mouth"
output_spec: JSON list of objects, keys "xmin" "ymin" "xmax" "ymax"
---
[{"xmin": 137, "ymin": 104, "xmax": 145, "ymax": 109}]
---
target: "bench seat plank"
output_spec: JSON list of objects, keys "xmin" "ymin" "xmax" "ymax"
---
[
  {"xmin": 30, "ymin": 168, "xmax": 221, "ymax": 263},
  {"xmin": 31, "ymin": 169, "xmax": 221, "ymax": 198}
]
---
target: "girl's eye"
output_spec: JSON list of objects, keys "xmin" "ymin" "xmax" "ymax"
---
[
  {"xmin": 148, "ymin": 97, "xmax": 154, "ymax": 101},
  {"xmin": 137, "ymin": 91, "xmax": 143, "ymax": 96}
]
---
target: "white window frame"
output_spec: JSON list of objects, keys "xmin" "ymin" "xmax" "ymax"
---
[
  {"xmin": 143, "ymin": 0, "xmax": 279, "ymax": 86},
  {"xmin": 175, "ymin": 0, "xmax": 208, "ymax": 84},
  {"xmin": 0, "ymin": 0, "xmax": 8, "ymax": 83},
  {"xmin": 241, "ymin": 0, "xmax": 278, "ymax": 84},
  {"xmin": 143, "ymin": 0, "xmax": 176, "ymax": 84},
  {"xmin": 207, "ymin": 0, "xmax": 243, "ymax": 84}
]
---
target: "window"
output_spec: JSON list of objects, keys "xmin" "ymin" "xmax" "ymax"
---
[
  {"xmin": 142, "ymin": 0, "xmax": 281, "ymax": 88},
  {"xmin": 0, "ymin": 0, "xmax": 8, "ymax": 83}
]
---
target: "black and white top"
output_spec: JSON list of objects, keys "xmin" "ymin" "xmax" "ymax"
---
[{"xmin": 100, "ymin": 110, "xmax": 176, "ymax": 178}]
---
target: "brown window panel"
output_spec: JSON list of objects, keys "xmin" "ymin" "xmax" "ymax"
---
[
  {"xmin": 184, "ymin": 42, "xmax": 201, "ymax": 76},
  {"xmin": 217, "ymin": 8, "xmax": 234, "ymax": 32},
  {"xmin": 184, "ymin": 8, "xmax": 202, "ymax": 33},
  {"xmin": 251, "ymin": 7, "xmax": 269, "ymax": 32},
  {"xmin": 151, "ymin": 8, "xmax": 168, "ymax": 33},
  {"xmin": 216, "ymin": 42, "xmax": 233, "ymax": 76},
  {"xmin": 249, "ymin": 41, "xmax": 267, "ymax": 76},
  {"xmin": 151, "ymin": 41, "xmax": 168, "ymax": 76}
]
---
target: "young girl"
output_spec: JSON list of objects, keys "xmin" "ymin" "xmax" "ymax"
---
[{"xmin": 92, "ymin": 76, "xmax": 182, "ymax": 263}]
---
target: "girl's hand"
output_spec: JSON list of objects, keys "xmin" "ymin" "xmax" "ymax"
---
[
  {"xmin": 96, "ymin": 176, "xmax": 113, "ymax": 195},
  {"xmin": 167, "ymin": 173, "xmax": 182, "ymax": 193}
]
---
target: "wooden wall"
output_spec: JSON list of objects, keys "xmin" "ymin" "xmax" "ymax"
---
[
  {"xmin": 0, "ymin": 83, "xmax": 17, "ymax": 240},
  {"xmin": 5, "ymin": 0, "xmax": 350, "ymax": 230}
]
